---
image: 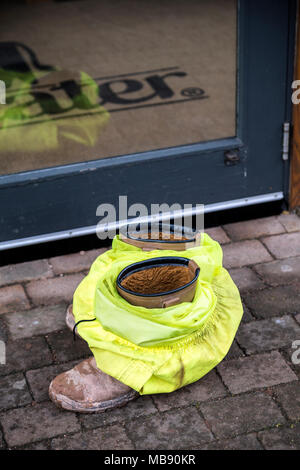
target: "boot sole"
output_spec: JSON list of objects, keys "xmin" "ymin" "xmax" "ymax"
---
[{"xmin": 49, "ymin": 383, "xmax": 139, "ymax": 413}]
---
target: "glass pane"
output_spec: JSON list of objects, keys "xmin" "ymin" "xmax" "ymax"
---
[{"xmin": 0, "ymin": 0, "xmax": 237, "ymax": 175}]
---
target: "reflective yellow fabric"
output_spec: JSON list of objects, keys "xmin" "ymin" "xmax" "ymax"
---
[{"xmin": 73, "ymin": 233, "xmax": 243, "ymax": 394}]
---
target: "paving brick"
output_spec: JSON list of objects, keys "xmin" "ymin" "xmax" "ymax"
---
[
  {"xmin": 0, "ymin": 317, "xmax": 8, "ymax": 343},
  {"xmin": 205, "ymin": 227, "xmax": 230, "ymax": 244},
  {"xmin": 51, "ymin": 425, "xmax": 133, "ymax": 450},
  {"xmin": 223, "ymin": 240, "xmax": 273, "ymax": 269},
  {"xmin": 26, "ymin": 361, "xmax": 79, "ymax": 402},
  {"xmin": 0, "ymin": 285, "xmax": 30, "ymax": 314},
  {"xmin": 0, "ymin": 337, "xmax": 52, "ymax": 377},
  {"xmin": 46, "ymin": 329, "xmax": 91, "ymax": 363},
  {"xmin": 0, "ymin": 430, "xmax": 4, "ymax": 449},
  {"xmin": 278, "ymin": 213, "xmax": 300, "ymax": 233},
  {"xmin": 81, "ymin": 395, "xmax": 156, "ymax": 429},
  {"xmin": 224, "ymin": 340, "xmax": 244, "ymax": 360},
  {"xmin": 49, "ymin": 248, "xmax": 107, "ymax": 275},
  {"xmin": 0, "ymin": 373, "xmax": 32, "ymax": 411},
  {"xmin": 0, "ymin": 401, "xmax": 80, "ymax": 447},
  {"xmin": 26, "ymin": 273, "xmax": 85, "ymax": 306},
  {"xmin": 258, "ymin": 424, "xmax": 300, "ymax": 450},
  {"xmin": 280, "ymin": 346, "xmax": 300, "ymax": 378},
  {"xmin": 262, "ymin": 232, "xmax": 300, "ymax": 259},
  {"xmin": 236, "ymin": 316, "xmax": 300, "ymax": 354},
  {"xmin": 152, "ymin": 370, "xmax": 227, "ymax": 412},
  {"xmin": 19, "ymin": 440, "xmax": 50, "ymax": 450},
  {"xmin": 223, "ymin": 217, "xmax": 284, "ymax": 241},
  {"xmin": 229, "ymin": 267, "xmax": 265, "ymax": 292},
  {"xmin": 241, "ymin": 303, "xmax": 254, "ymax": 323},
  {"xmin": 254, "ymin": 257, "xmax": 300, "ymax": 286},
  {"xmin": 4, "ymin": 304, "xmax": 67, "ymax": 340},
  {"xmin": 0, "ymin": 260, "xmax": 52, "ymax": 288},
  {"xmin": 126, "ymin": 407, "xmax": 213, "ymax": 449},
  {"xmin": 243, "ymin": 286, "xmax": 300, "ymax": 319},
  {"xmin": 202, "ymin": 433, "xmax": 263, "ymax": 450},
  {"xmin": 274, "ymin": 382, "xmax": 300, "ymax": 421},
  {"xmin": 200, "ymin": 392, "xmax": 284, "ymax": 439},
  {"xmin": 218, "ymin": 351, "xmax": 297, "ymax": 394}
]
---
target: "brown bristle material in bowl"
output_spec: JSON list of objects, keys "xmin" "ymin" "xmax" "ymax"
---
[{"xmin": 120, "ymin": 265, "xmax": 193, "ymax": 295}]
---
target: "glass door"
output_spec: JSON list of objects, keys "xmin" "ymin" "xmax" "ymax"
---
[{"xmin": 0, "ymin": 0, "xmax": 296, "ymax": 248}]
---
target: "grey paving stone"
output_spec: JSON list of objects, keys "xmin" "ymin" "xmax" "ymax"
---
[
  {"xmin": 274, "ymin": 382, "xmax": 300, "ymax": 421},
  {"xmin": 223, "ymin": 240, "xmax": 272, "ymax": 269},
  {"xmin": 0, "ymin": 260, "xmax": 52, "ymax": 288},
  {"xmin": 81, "ymin": 395, "xmax": 156, "ymax": 429},
  {"xmin": 279, "ymin": 346, "xmax": 300, "ymax": 378},
  {"xmin": 241, "ymin": 303, "xmax": 254, "ymax": 323},
  {"xmin": 26, "ymin": 273, "xmax": 85, "ymax": 306},
  {"xmin": 224, "ymin": 217, "xmax": 284, "ymax": 241},
  {"xmin": 200, "ymin": 392, "xmax": 284, "ymax": 439},
  {"xmin": 152, "ymin": 370, "xmax": 227, "ymax": 412},
  {"xmin": 51, "ymin": 425, "xmax": 133, "ymax": 450},
  {"xmin": 0, "ymin": 373, "xmax": 32, "ymax": 411},
  {"xmin": 277, "ymin": 213, "xmax": 300, "ymax": 233},
  {"xmin": 0, "ymin": 337, "xmax": 53, "ymax": 377},
  {"xmin": 205, "ymin": 227, "xmax": 230, "ymax": 244},
  {"xmin": 202, "ymin": 433, "xmax": 263, "ymax": 450},
  {"xmin": 18, "ymin": 440, "xmax": 50, "ymax": 450},
  {"xmin": 0, "ymin": 401, "xmax": 80, "ymax": 447},
  {"xmin": 295, "ymin": 314, "xmax": 300, "ymax": 325},
  {"xmin": 4, "ymin": 304, "xmax": 67, "ymax": 340},
  {"xmin": 26, "ymin": 360, "xmax": 79, "ymax": 402},
  {"xmin": 254, "ymin": 257, "xmax": 300, "ymax": 286},
  {"xmin": 0, "ymin": 429, "xmax": 4, "ymax": 449},
  {"xmin": 46, "ymin": 329, "xmax": 91, "ymax": 363},
  {"xmin": 243, "ymin": 285, "xmax": 300, "ymax": 319},
  {"xmin": 49, "ymin": 248, "xmax": 107, "ymax": 275},
  {"xmin": 126, "ymin": 406, "xmax": 213, "ymax": 450},
  {"xmin": 262, "ymin": 232, "xmax": 300, "ymax": 259},
  {"xmin": 223, "ymin": 340, "xmax": 245, "ymax": 361},
  {"xmin": 236, "ymin": 316, "xmax": 300, "ymax": 354},
  {"xmin": 218, "ymin": 351, "xmax": 297, "ymax": 394},
  {"xmin": 0, "ymin": 317, "xmax": 8, "ymax": 343},
  {"xmin": 258, "ymin": 424, "xmax": 300, "ymax": 450},
  {"xmin": 0, "ymin": 285, "xmax": 30, "ymax": 314},
  {"xmin": 228, "ymin": 267, "xmax": 265, "ymax": 293}
]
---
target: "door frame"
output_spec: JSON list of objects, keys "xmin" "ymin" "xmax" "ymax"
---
[
  {"xmin": 0, "ymin": 0, "xmax": 297, "ymax": 249},
  {"xmin": 290, "ymin": 1, "xmax": 300, "ymax": 209}
]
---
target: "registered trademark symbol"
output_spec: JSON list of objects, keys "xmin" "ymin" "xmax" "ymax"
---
[{"xmin": 181, "ymin": 87, "xmax": 205, "ymax": 98}]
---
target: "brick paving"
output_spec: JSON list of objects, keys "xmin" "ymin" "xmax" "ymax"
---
[{"xmin": 0, "ymin": 214, "xmax": 300, "ymax": 450}]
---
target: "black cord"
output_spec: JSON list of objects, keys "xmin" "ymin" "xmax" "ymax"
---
[{"xmin": 73, "ymin": 318, "xmax": 97, "ymax": 342}]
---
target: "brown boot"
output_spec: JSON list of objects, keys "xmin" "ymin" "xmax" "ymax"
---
[{"xmin": 49, "ymin": 357, "xmax": 138, "ymax": 413}]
